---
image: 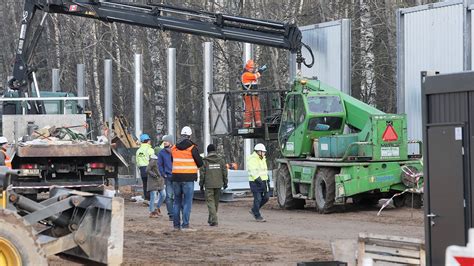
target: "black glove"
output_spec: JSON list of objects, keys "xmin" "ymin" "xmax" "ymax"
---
[
  {"xmin": 255, "ymin": 177, "xmax": 263, "ymax": 184},
  {"xmin": 223, "ymin": 184, "xmax": 228, "ymax": 190},
  {"xmin": 200, "ymin": 186, "xmax": 204, "ymax": 192}
]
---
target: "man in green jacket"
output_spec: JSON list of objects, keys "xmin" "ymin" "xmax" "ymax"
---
[
  {"xmin": 136, "ymin": 134, "xmax": 155, "ymax": 201},
  {"xmin": 199, "ymin": 144, "xmax": 228, "ymax": 226}
]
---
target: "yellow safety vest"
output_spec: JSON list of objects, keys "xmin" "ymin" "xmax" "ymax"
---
[{"xmin": 247, "ymin": 152, "xmax": 268, "ymax": 181}]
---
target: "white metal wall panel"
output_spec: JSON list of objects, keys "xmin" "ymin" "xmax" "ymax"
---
[
  {"xmin": 398, "ymin": 2, "xmax": 465, "ymax": 153},
  {"xmin": 290, "ymin": 19, "xmax": 351, "ymax": 94}
]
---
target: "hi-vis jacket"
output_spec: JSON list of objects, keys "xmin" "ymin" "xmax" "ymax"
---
[
  {"xmin": 247, "ymin": 152, "xmax": 268, "ymax": 182},
  {"xmin": 1, "ymin": 150, "xmax": 11, "ymax": 168},
  {"xmin": 136, "ymin": 143, "xmax": 155, "ymax": 167},
  {"xmin": 171, "ymin": 138, "xmax": 203, "ymax": 182},
  {"xmin": 241, "ymin": 71, "xmax": 260, "ymax": 90}
]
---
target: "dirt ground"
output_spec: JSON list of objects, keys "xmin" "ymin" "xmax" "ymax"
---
[{"xmin": 50, "ymin": 189, "xmax": 424, "ymax": 265}]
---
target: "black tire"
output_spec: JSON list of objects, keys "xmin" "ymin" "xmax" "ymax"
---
[
  {"xmin": 0, "ymin": 209, "xmax": 47, "ymax": 265},
  {"xmin": 276, "ymin": 164, "xmax": 305, "ymax": 209},
  {"xmin": 314, "ymin": 167, "xmax": 338, "ymax": 214},
  {"xmin": 393, "ymin": 194, "xmax": 405, "ymax": 208},
  {"xmin": 404, "ymin": 193, "xmax": 423, "ymax": 209}
]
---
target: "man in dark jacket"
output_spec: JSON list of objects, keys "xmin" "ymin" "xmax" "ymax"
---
[
  {"xmin": 199, "ymin": 144, "xmax": 228, "ymax": 226},
  {"xmin": 158, "ymin": 134, "xmax": 174, "ymax": 221},
  {"xmin": 171, "ymin": 126, "xmax": 203, "ymax": 231}
]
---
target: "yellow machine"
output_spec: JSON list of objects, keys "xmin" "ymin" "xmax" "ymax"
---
[{"xmin": 0, "ymin": 167, "xmax": 124, "ymax": 265}]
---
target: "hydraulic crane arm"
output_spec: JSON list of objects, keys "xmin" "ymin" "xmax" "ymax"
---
[{"xmin": 10, "ymin": 0, "xmax": 314, "ymax": 106}]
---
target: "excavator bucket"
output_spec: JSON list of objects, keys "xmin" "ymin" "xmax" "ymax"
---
[{"xmin": 2, "ymin": 186, "xmax": 124, "ymax": 265}]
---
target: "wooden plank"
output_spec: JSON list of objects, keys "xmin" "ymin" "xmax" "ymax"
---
[
  {"xmin": 365, "ymin": 253, "xmax": 420, "ymax": 264},
  {"xmin": 364, "ymin": 244, "xmax": 420, "ymax": 258},
  {"xmin": 357, "ymin": 240, "xmax": 366, "ymax": 266},
  {"xmin": 359, "ymin": 233, "xmax": 424, "ymax": 245},
  {"xmin": 419, "ymin": 249, "xmax": 426, "ymax": 266}
]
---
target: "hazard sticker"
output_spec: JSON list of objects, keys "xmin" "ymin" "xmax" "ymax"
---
[{"xmin": 382, "ymin": 123, "xmax": 398, "ymax": 142}]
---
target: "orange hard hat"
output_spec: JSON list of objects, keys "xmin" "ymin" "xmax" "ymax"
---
[{"xmin": 245, "ymin": 60, "xmax": 255, "ymax": 71}]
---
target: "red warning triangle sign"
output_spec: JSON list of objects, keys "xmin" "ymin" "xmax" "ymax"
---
[{"xmin": 382, "ymin": 124, "xmax": 398, "ymax": 142}]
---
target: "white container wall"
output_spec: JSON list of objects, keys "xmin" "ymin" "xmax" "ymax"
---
[
  {"xmin": 397, "ymin": 1, "xmax": 471, "ymax": 154},
  {"xmin": 290, "ymin": 19, "xmax": 351, "ymax": 94}
]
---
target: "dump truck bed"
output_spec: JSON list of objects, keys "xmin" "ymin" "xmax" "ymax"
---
[{"xmin": 16, "ymin": 142, "xmax": 112, "ymax": 157}]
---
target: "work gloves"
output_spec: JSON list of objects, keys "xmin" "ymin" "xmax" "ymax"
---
[
  {"xmin": 255, "ymin": 176, "xmax": 263, "ymax": 185},
  {"xmin": 200, "ymin": 186, "xmax": 204, "ymax": 192},
  {"xmin": 257, "ymin": 65, "xmax": 267, "ymax": 73},
  {"xmin": 223, "ymin": 184, "xmax": 228, "ymax": 190}
]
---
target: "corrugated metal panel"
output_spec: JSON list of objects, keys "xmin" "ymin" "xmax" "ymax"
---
[
  {"xmin": 427, "ymin": 92, "xmax": 468, "ymax": 124},
  {"xmin": 290, "ymin": 19, "xmax": 351, "ymax": 94},
  {"xmin": 398, "ymin": 2, "xmax": 465, "ymax": 153}
]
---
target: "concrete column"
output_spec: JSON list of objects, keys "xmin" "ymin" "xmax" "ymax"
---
[
  {"xmin": 167, "ymin": 48, "xmax": 176, "ymax": 143},
  {"xmin": 134, "ymin": 54, "xmax": 143, "ymax": 139},
  {"xmin": 243, "ymin": 43, "xmax": 254, "ymax": 169},
  {"xmin": 52, "ymin": 68, "xmax": 60, "ymax": 92},
  {"xmin": 77, "ymin": 64, "xmax": 85, "ymax": 109},
  {"xmin": 104, "ymin": 59, "xmax": 113, "ymax": 126},
  {"xmin": 203, "ymin": 42, "xmax": 213, "ymax": 155}
]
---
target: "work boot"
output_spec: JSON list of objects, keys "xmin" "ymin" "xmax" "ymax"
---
[
  {"xmin": 209, "ymin": 222, "xmax": 218, "ymax": 227},
  {"xmin": 149, "ymin": 211, "xmax": 159, "ymax": 218},
  {"xmin": 156, "ymin": 208, "xmax": 162, "ymax": 216},
  {"xmin": 181, "ymin": 227, "xmax": 197, "ymax": 232},
  {"xmin": 249, "ymin": 210, "xmax": 255, "ymax": 218},
  {"xmin": 255, "ymin": 216, "xmax": 266, "ymax": 222}
]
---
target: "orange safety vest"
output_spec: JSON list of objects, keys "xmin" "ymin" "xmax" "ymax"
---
[
  {"xmin": 241, "ymin": 71, "xmax": 260, "ymax": 90},
  {"xmin": 1, "ymin": 150, "xmax": 11, "ymax": 169},
  {"xmin": 171, "ymin": 145, "xmax": 198, "ymax": 174}
]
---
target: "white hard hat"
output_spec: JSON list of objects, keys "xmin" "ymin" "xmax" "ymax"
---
[
  {"xmin": 254, "ymin": 143, "xmax": 266, "ymax": 152},
  {"xmin": 181, "ymin": 126, "xmax": 192, "ymax": 136},
  {"xmin": 0, "ymin": 137, "xmax": 8, "ymax": 144}
]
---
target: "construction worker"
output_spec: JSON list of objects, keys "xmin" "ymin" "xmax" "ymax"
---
[
  {"xmin": 0, "ymin": 137, "xmax": 11, "ymax": 168},
  {"xmin": 199, "ymin": 144, "xmax": 228, "ymax": 226},
  {"xmin": 241, "ymin": 59, "xmax": 266, "ymax": 128},
  {"xmin": 158, "ymin": 134, "xmax": 174, "ymax": 221},
  {"xmin": 136, "ymin": 133, "xmax": 155, "ymax": 201},
  {"xmin": 247, "ymin": 143, "xmax": 269, "ymax": 222},
  {"xmin": 171, "ymin": 126, "xmax": 203, "ymax": 231}
]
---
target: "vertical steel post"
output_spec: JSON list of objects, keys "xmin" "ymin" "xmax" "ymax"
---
[
  {"xmin": 77, "ymin": 64, "xmax": 85, "ymax": 109},
  {"xmin": 203, "ymin": 42, "xmax": 213, "ymax": 155},
  {"xmin": 243, "ymin": 43, "xmax": 254, "ymax": 169},
  {"xmin": 52, "ymin": 68, "xmax": 60, "ymax": 92},
  {"xmin": 167, "ymin": 48, "xmax": 176, "ymax": 143},
  {"xmin": 134, "ymin": 54, "xmax": 143, "ymax": 139},
  {"xmin": 104, "ymin": 59, "xmax": 113, "ymax": 126}
]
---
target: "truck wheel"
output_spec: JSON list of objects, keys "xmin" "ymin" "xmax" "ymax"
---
[
  {"xmin": 404, "ymin": 193, "xmax": 423, "ymax": 209},
  {"xmin": 276, "ymin": 164, "xmax": 305, "ymax": 209},
  {"xmin": 314, "ymin": 167, "xmax": 338, "ymax": 214},
  {"xmin": 392, "ymin": 195, "xmax": 405, "ymax": 208},
  {"xmin": 0, "ymin": 209, "xmax": 47, "ymax": 265}
]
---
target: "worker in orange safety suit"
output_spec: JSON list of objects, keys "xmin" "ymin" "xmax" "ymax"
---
[{"xmin": 241, "ymin": 59, "xmax": 267, "ymax": 128}]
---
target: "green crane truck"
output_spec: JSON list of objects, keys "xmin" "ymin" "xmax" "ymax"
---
[{"xmin": 274, "ymin": 78, "xmax": 423, "ymax": 213}]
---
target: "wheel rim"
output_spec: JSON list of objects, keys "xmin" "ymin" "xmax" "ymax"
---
[{"xmin": 0, "ymin": 237, "xmax": 22, "ymax": 266}]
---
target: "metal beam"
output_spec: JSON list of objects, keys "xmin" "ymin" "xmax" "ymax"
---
[
  {"xmin": 104, "ymin": 59, "xmax": 113, "ymax": 126},
  {"xmin": 243, "ymin": 43, "xmax": 254, "ymax": 169},
  {"xmin": 203, "ymin": 42, "xmax": 213, "ymax": 155},
  {"xmin": 134, "ymin": 54, "xmax": 143, "ymax": 139},
  {"xmin": 52, "ymin": 68, "xmax": 60, "ymax": 92},
  {"xmin": 167, "ymin": 48, "xmax": 176, "ymax": 143},
  {"xmin": 77, "ymin": 64, "xmax": 85, "ymax": 109}
]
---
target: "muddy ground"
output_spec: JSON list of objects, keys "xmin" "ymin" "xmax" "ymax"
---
[{"xmin": 50, "ymin": 189, "xmax": 424, "ymax": 265}]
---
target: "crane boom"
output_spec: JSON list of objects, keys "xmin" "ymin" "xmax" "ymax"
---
[{"xmin": 10, "ymin": 0, "xmax": 314, "ymax": 114}]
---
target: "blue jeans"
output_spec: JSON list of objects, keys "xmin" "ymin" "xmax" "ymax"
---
[
  {"xmin": 149, "ymin": 189, "xmax": 166, "ymax": 213},
  {"xmin": 251, "ymin": 191, "xmax": 269, "ymax": 219},
  {"xmin": 165, "ymin": 179, "xmax": 174, "ymax": 217},
  {"xmin": 172, "ymin": 181, "xmax": 194, "ymax": 228}
]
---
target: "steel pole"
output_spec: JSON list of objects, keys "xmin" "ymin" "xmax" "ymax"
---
[
  {"xmin": 243, "ymin": 43, "xmax": 254, "ymax": 170},
  {"xmin": 104, "ymin": 59, "xmax": 113, "ymax": 126},
  {"xmin": 134, "ymin": 54, "xmax": 143, "ymax": 139},
  {"xmin": 203, "ymin": 42, "xmax": 213, "ymax": 155},
  {"xmin": 52, "ymin": 68, "xmax": 60, "ymax": 92},
  {"xmin": 77, "ymin": 64, "xmax": 85, "ymax": 109},
  {"xmin": 167, "ymin": 48, "xmax": 176, "ymax": 143}
]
